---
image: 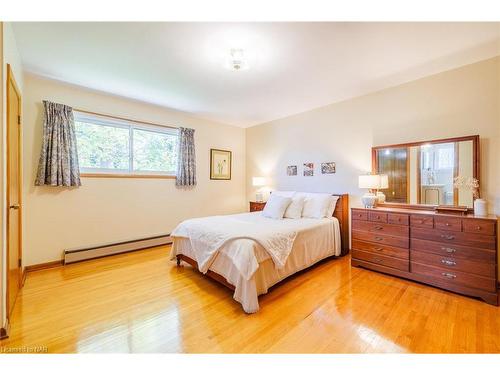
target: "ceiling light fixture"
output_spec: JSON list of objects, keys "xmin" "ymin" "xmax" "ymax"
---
[{"xmin": 225, "ymin": 48, "xmax": 249, "ymax": 71}]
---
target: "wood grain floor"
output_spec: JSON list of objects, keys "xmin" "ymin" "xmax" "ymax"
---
[{"xmin": 1, "ymin": 245, "xmax": 499, "ymax": 353}]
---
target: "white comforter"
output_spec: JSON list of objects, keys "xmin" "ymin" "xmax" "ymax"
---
[
  {"xmin": 171, "ymin": 212, "xmax": 340, "ymax": 313},
  {"xmin": 170, "ymin": 212, "xmax": 299, "ymax": 274}
]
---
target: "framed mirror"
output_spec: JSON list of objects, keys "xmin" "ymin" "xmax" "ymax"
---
[{"xmin": 372, "ymin": 135, "xmax": 479, "ymax": 209}]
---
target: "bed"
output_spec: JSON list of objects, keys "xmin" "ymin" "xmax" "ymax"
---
[{"xmin": 170, "ymin": 193, "xmax": 349, "ymax": 313}]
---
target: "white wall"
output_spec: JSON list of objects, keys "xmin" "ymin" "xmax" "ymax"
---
[
  {"xmin": 23, "ymin": 74, "xmax": 246, "ymax": 266},
  {"xmin": 1, "ymin": 22, "xmax": 24, "ymax": 330},
  {"xmin": 246, "ymin": 56, "xmax": 500, "ymax": 273}
]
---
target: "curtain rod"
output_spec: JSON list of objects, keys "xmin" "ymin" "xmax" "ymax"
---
[{"xmin": 73, "ymin": 108, "xmax": 179, "ymax": 131}]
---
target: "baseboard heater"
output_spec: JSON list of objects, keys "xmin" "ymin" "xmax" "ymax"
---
[{"xmin": 64, "ymin": 234, "xmax": 172, "ymax": 264}]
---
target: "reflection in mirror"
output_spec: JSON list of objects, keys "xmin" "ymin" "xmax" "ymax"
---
[{"xmin": 374, "ymin": 138, "xmax": 476, "ymax": 208}]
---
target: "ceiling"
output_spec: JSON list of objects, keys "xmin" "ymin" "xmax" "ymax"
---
[{"xmin": 12, "ymin": 22, "xmax": 500, "ymax": 127}]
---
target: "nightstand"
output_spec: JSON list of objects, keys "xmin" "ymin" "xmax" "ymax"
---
[{"xmin": 249, "ymin": 201, "xmax": 266, "ymax": 212}]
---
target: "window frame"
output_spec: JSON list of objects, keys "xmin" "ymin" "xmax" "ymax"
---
[{"xmin": 74, "ymin": 111, "xmax": 179, "ymax": 178}]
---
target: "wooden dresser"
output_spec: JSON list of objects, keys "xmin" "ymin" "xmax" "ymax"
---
[{"xmin": 351, "ymin": 207, "xmax": 499, "ymax": 305}]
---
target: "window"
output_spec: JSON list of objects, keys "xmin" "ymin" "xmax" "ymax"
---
[
  {"xmin": 74, "ymin": 112, "xmax": 178, "ymax": 176},
  {"xmin": 436, "ymin": 146, "xmax": 454, "ymax": 170}
]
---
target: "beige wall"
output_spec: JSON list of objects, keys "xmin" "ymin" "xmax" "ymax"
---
[
  {"xmin": 1, "ymin": 22, "xmax": 24, "ymax": 330},
  {"xmin": 23, "ymin": 74, "xmax": 246, "ymax": 266},
  {"xmin": 246, "ymin": 56, "xmax": 500, "ymax": 272}
]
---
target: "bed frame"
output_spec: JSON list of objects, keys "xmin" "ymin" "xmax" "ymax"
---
[{"xmin": 176, "ymin": 193, "xmax": 350, "ymax": 291}]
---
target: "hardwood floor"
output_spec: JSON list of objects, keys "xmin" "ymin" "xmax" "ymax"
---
[{"xmin": 1, "ymin": 245, "xmax": 499, "ymax": 353}]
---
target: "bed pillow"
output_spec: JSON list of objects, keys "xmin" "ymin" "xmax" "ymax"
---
[
  {"xmin": 325, "ymin": 195, "xmax": 340, "ymax": 218},
  {"xmin": 301, "ymin": 193, "xmax": 333, "ymax": 219},
  {"xmin": 262, "ymin": 194, "xmax": 292, "ymax": 219},
  {"xmin": 284, "ymin": 194, "xmax": 306, "ymax": 219}
]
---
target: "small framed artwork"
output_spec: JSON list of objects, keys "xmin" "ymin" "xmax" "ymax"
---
[
  {"xmin": 287, "ymin": 165, "xmax": 297, "ymax": 176},
  {"xmin": 303, "ymin": 163, "xmax": 314, "ymax": 176},
  {"xmin": 210, "ymin": 149, "xmax": 232, "ymax": 180},
  {"xmin": 321, "ymin": 162, "xmax": 336, "ymax": 174}
]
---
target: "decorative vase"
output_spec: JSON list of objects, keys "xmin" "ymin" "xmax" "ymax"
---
[
  {"xmin": 474, "ymin": 198, "xmax": 487, "ymax": 216},
  {"xmin": 361, "ymin": 192, "xmax": 377, "ymax": 208}
]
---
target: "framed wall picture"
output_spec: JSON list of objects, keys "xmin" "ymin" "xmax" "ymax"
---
[
  {"xmin": 303, "ymin": 163, "xmax": 314, "ymax": 176},
  {"xmin": 321, "ymin": 162, "xmax": 336, "ymax": 174},
  {"xmin": 210, "ymin": 149, "xmax": 232, "ymax": 180},
  {"xmin": 287, "ymin": 165, "xmax": 297, "ymax": 176}
]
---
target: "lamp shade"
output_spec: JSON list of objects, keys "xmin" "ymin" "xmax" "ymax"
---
[
  {"xmin": 379, "ymin": 174, "xmax": 389, "ymax": 189},
  {"xmin": 252, "ymin": 177, "xmax": 266, "ymax": 187},
  {"xmin": 359, "ymin": 174, "xmax": 381, "ymax": 189}
]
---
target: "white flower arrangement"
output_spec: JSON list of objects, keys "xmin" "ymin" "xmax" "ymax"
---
[{"xmin": 453, "ymin": 176, "xmax": 480, "ymax": 199}]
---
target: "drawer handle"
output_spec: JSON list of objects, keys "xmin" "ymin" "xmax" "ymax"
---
[
  {"xmin": 441, "ymin": 259, "xmax": 456, "ymax": 266},
  {"xmin": 373, "ymin": 247, "xmax": 383, "ymax": 251},
  {"xmin": 373, "ymin": 226, "xmax": 383, "ymax": 230},
  {"xmin": 476, "ymin": 226, "xmax": 481, "ymax": 230},
  {"xmin": 374, "ymin": 236, "xmax": 383, "ymax": 241},
  {"xmin": 441, "ymin": 247, "xmax": 456, "ymax": 253},
  {"xmin": 445, "ymin": 223, "xmax": 451, "ymax": 226},
  {"xmin": 440, "ymin": 234, "xmax": 455, "ymax": 240},
  {"xmin": 441, "ymin": 272, "xmax": 456, "ymax": 279},
  {"xmin": 373, "ymin": 257, "xmax": 383, "ymax": 263}
]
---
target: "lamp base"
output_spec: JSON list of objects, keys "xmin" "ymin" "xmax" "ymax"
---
[
  {"xmin": 376, "ymin": 191, "xmax": 386, "ymax": 204},
  {"xmin": 255, "ymin": 192, "xmax": 264, "ymax": 203},
  {"xmin": 361, "ymin": 192, "xmax": 377, "ymax": 208}
]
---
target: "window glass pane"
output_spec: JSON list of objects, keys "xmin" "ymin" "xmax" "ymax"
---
[
  {"xmin": 75, "ymin": 121, "xmax": 130, "ymax": 170},
  {"xmin": 437, "ymin": 147, "xmax": 454, "ymax": 169},
  {"xmin": 132, "ymin": 128, "xmax": 178, "ymax": 173}
]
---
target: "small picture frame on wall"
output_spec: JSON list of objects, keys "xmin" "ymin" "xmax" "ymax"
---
[
  {"xmin": 303, "ymin": 163, "xmax": 314, "ymax": 176},
  {"xmin": 287, "ymin": 165, "xmax": 297, "ymax": 176},
  {"xmin": 210, "ymin": 149, "xmax": 232, "ymax": 180},
  {"xmin": 321, "ymin": 162, "xmax": 336, "ymax": 174}
]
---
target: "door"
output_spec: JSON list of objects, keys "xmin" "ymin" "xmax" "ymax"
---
[
  {"xmin": 377, "ymin": 147, "xmax": 408, "ymax": 203},
  {"xmin": 6, "ymin": 64, "xmax": 22, "ymax": 318}
]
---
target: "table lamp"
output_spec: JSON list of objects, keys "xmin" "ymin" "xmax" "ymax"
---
[
  {"xmin": 376, "ymin": 174, "xmax": 389, "ymax": 203},
  {"xmin": 252, "ymin": 177, "xmax": 266, "ymax": 202},
  {"xmin": 359, "ymin": 174, "xmax": 381, "ymax": 208}
]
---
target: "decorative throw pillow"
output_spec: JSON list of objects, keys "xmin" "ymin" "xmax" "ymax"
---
[
  {"xmin": 262, "ymin": 194, "xmax": 292, "ymax": 219},
  {"xmin": 284, "ymin": 194, "xmax": 306, "ymax": 219}
]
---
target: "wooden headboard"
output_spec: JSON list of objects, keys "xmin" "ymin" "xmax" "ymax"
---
[{"xmin": 332, "ymin": 194, "xmax": 350, "ymax": 256}]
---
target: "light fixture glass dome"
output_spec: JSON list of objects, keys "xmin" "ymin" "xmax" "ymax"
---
[{"xmin": 225, "ymin": 48, "xmax": 249, "ymax": 71}]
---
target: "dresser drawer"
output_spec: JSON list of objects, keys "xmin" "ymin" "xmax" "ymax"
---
[
  {"xmin": 435, "ymin": 216, "xmax": 462, "ymax": 232},
  {"xmin": 463, "ymin": 219, "xmax": 496, "ymax": 236},
  {"xmin": 411, "ymin": 227, "xmax": 496, "ymax": 250},
  {"xmin": 410, "ymin": 214, "xmax": 434, "ymax": 228},
  {"xmin": 411, "ymin": 238, "xmax": 496, "ymax": 263},
  {"xmin": 368, "ymin": 212, "xmax": 387, "ymax": 223},
  {"xmin": 352, "ymin": 220, "xmax": 409, "ymax": 237},
  {"xmin": 352, "ymin": 230, "xmax": 409, "ymax": 248},
  {"xmin": 352, "ymin": 239, "xmax": 409, "ymax": 260},
  {"xmin": 411, "ymin": 250, "xmax": 495, "ymax": 278},
  {"xmin": 352, "ymin": 209, "xmax": 368, "ymax": 221},
  {"xmin": 411, "ymin": 262, "xmax": 497, "ymax": 292},
  {"xmin": 388, "ymin": 213, "xmax": 409, "ymax": 226},
  {"xmin": 352, "ymin": 249, "xmax": 409, "ymax": 271}
]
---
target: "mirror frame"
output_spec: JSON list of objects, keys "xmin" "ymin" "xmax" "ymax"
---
[{"xmin": 372, "ymin": 135, "xmax": 480, "ymax": 211}]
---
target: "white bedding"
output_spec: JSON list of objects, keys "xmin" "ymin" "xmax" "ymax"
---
[
  {"xmin": 170, "ymin": 212, "xmax": 299, "ymax": 274},
  {"xmin": 170, "ymin": 212, "xmax": 341, "ymax": 313}
]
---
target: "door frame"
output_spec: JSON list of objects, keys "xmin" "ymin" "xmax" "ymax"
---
[{"xmin": 6, "ymin": 63, "xmax": 23, "ymax": 319}]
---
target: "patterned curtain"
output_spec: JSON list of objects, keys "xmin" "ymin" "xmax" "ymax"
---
[
  {"xmin": 176, "ymin": 127, "xmax": 196, "ymax": 187},
  {"xmin": 35, "ymin": 100, "xmax": 81, "ymax": 187}
]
